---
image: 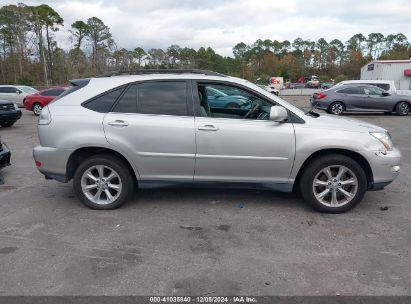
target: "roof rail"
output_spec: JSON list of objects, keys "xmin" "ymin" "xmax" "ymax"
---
[{"xmin": 96, "ymin": 69, "xmax": 226, "ymax": 78}]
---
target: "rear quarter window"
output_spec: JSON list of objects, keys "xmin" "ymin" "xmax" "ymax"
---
[{"xmin": 83, "ymin": 86, "xmax": 125, "ymax": 113}]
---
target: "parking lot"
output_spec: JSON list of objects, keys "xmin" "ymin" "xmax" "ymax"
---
[{"xmin": 0, "ymin": 96, "xmax": 410, "ymax": 296}]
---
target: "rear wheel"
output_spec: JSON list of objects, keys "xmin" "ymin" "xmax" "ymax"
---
[
  {"xmin": 395, "ymin": 101, "xmax": 409, "ymax": 116},
  {"xmin": 32, "ymin": 103, "xmax": 43, "ymax": 116},
  {"xmin": 0, "ymin": 121, "xmax": 15, "ymax": 127},
  {"xmin": 328, "ymin": 102, "xmax": 345, "ymax": 115},
  {"xmin": 73, "ymin": 154, "xmax": 134, "ymax": 209},
  {"xmin": 300, "ymin": 154, "xmax": 367, "ymax": 213}
]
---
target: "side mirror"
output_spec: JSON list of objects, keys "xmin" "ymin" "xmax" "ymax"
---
[
  {"xmin": 270, "ymin": 106, "xmax": 288, "ymax": 122},
  {"xmin": 382, "ymin": 92, "xmax": 390, "ymax": 96},
  {"xmin": 16, "ymin": 90, "xmax": 21, "ymax": 95}
]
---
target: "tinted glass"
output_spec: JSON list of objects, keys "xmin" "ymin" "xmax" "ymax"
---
[
  {"xmin": 83, "ymin": 86, "xmax": 125, "ymax": 113},
  {"xmin": 366, "ymin": 83, "xmax": 390, "ymax": 91},
  {"xmin": 113, "ymin": 85, "xmax": 138, "ymax": 113},
  {"xmin": 338, "ymin": 87, "xmax": 362, "ymax": 94},
  {"xmin": 41, "ymin": 89, "xmax": 65, "ymax": 96},
  {"xmin": 363, "ymin": 86, "xmax": 385, "ymax": 95},
  {"xmin": 0, "ymin": 87, "xmax": 17, "ymax": 93},
  {"xmin": 137, "ymin": 81, "xmax": 187, "ymax": 116}
]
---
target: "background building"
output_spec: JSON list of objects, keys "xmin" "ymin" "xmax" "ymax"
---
[{"xmin": 361, "ymin": 60, "xmax": 411, "ymax": 91}]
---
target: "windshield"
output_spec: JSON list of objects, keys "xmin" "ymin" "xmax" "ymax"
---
[{"xmin": 17, "ymin": 86, "xmax": 38, "ymax": 93}]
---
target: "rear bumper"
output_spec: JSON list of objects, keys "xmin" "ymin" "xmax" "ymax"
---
[
  {"xmin": 0, "ymin": 143, "xmax": 11, "ymax": 170},
  {"xmin": 33, "ymin": 146, "xmax": 73, "ymax": 182},
  {"xmin": 0, "ymin": 110, "xmax": 22, "ymax": 122}
]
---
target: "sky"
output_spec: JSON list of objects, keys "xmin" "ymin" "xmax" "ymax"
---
[{"xmin": 2, "ymin": 0, "xmax": 411, "ymax": 56}]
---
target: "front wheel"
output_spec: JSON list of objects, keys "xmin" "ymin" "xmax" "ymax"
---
[
  {"xmin": 73, "ymin": 154, "xmax": 135, "ymax": 209},
  {"xmin": 300, "ymin": 154, "xmax": 367, "ymax": 213},
  {"xmin": 32, "ymin": 103, "xmax": 43, "ymax": 116},
  {"xmin": 395, "ymin": 101, "xmax": 409, "ymax": 116},
  {"xmin": 328, "ymin": 102, "xmax": 345, "ymax": 115}
]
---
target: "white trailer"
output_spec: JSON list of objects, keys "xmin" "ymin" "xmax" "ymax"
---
[{"xmin": 361, "ymin": 60, "xmax": 411, "ymax": 95}]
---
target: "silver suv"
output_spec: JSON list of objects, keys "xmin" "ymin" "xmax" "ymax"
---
[{"xmin": 33, "ymin": 70, "xmax": 401, "ymax": 213}]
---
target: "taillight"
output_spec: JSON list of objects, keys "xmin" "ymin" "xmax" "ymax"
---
[
  {"xmin": 314, "ymin": 92, "xmax": 327, "ymax": 99},
  {"xmin": 35, "ymin": 161, "xmax": 42, "ymax": 167}
]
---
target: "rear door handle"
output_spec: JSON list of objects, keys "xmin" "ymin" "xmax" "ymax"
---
[
  {"xmin": 198, "ymin": 124, "xmax": 219, "ymax": 131},
  {"xmin": 108, "ymin": 120, "xmax": 129, "ymax": 127}
]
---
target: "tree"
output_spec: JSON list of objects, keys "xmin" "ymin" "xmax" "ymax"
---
[
  {"xmin": 132, "ymin": 47, "xmax": 146, "ymax": 67},
  {"xmin": 70, "ymin": 20, "xmax": 88, "ymax": 50},
  {"xmin": 86, "ymin": 17, "xmax": 113, "ymax": 73},
  {"xmin": 166, "ymin": 44, "xmax": 181, "ymax": 67},
  {"xmin": 33, "ymin": 4, "xmax": 63, "ymax": 83},
  {"xmin": 367, "ymin": 33, "xmax": 384, "ymax": 59}
]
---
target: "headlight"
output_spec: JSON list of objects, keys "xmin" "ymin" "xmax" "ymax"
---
[
  {"xmin": 370, "ymin": 132, "xmax": 393, "ymax": 151},
  {"xmin": 13, "ymin": 102, "xmax": 18, "ymax": 110}
]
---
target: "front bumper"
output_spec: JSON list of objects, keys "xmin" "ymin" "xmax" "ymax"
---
[
  {"xmin": 364, "ymin": 147, "xmax": 401, "ymax": 190},
  {"xmin": 0, "ymin": 143, "xmax": 11, "ymax": 170},
  {"xmin": 0, "ymin": 110, "xmax": 22, "ymax": 122}
]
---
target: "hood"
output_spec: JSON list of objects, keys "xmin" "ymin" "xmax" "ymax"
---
[{"xmin": 306, "ymin": 113, "xmax": 386, "ymax": 133}]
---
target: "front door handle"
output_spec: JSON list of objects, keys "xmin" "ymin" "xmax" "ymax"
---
[
  {"xmin": 108, "ymin": 120, "xmax": 129, "ymax": 127},
  {"xmin": 198, "ymin": 124, "xmax": 219, "ymax": 131}
]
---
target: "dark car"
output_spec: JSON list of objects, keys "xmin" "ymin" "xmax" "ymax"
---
[
  {"xmin": 0, "ymin": 136, "xmax": 11, "ymax": 171},
  {"xmin": 0, "ymin": 99, "xmax": 22, "ymax": 127},
  {"xmin": 310, "ymin": 84, "xmax": 411, "ymax": 116},
  {"xmin": 206, "ymin": 86, "xmax": 252, "ymax": 109}
]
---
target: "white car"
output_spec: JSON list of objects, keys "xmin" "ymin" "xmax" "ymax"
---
[{"xmin": 0, "ymin": 85, "xmax": 38, "ymax": 107}]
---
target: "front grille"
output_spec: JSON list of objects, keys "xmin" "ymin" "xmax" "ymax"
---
[{"xmin": 0, "ymin": 104, "xmax": 14, "ymax": 111}]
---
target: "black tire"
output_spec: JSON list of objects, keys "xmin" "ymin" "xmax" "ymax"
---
[
  {"xmin": 73, "ymin": 154, "xmax": 135, "ymax": 210},
  {"xmin": 32, "ymin": 102, "xmax": 43, "ymax": 116},
  {"xmin": 299, "ymin": 154, "xmax": 367, "ymax": 213},
  {"xmin": 328, "ymin": 102, "xmax": 345, "ymax": 115},
  {"xmin": 0, "ymin": 121, "xmax": 15, "ymax": 127},
  {"xmin": 395, "ymin": 101, "xmax": 409, "ymax": 116}
]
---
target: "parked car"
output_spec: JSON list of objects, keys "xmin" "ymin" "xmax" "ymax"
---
[
  {"xmin": 24, "ymin": 87, "xmax": 68, "ymax": 115},
  {"xmin": 334, "ymin": 80, "xmax": 396, "ymax": 94},
  {"xmin": 0, "ymin": 100, "xmax": 22, "ymax": 127},
  {"xmin": 33, "ymin": 70, "xmax": 401, "ymax": 213},
  {"xmin": 0, "ymin": 85, "xmax": 38, "ymax": 107},
  {"xmin": 205, "ymin": 86, "xmax": 251, "ymax": 109},
  {"xmin": 0, "ymin": 136, "xmax": 11, "ymax": 171},
  {"xmin": 311, "ymin": 84, "xmax": 410, "ymax": 115}
]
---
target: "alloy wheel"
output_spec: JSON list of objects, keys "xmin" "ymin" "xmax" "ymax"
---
[
  {"xmin": 80, "ymin": 165, "xmax": 122, "ymax": 205},
  {"xmin": 312, "ymin": 165, "xmax": 358, "ymax": 207},
  {"xmin": 400, "ymin": 103, "xmax": 409, "ymax": 115},
  {"xmin": 33, "ymin": 104, "xmax": 43, "ymax": 115},
  {"xmin": 331, "ymin": 103, "xmax": 343, "ymax": 115}
]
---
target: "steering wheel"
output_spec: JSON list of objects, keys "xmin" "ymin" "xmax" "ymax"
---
[{"xmin": 244, "ymin": 100, "xmax": 262, "ymax": 118}]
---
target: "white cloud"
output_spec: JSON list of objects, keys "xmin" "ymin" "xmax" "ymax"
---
[{"xmin": 1, "ymin": 0, "xmax": 410, "ymax": 55}]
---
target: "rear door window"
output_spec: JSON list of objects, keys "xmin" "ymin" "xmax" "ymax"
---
[
  {"xmin": 137, "ymin": 81, "xmax": 188, "ymax": 116},
  {"xmin": 113, "ymin": 85, "xmax": 138, "ymax": 113},
  {"xmin": 338, "ymin": 87, "xmax": 363, "ymax": 94}
]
